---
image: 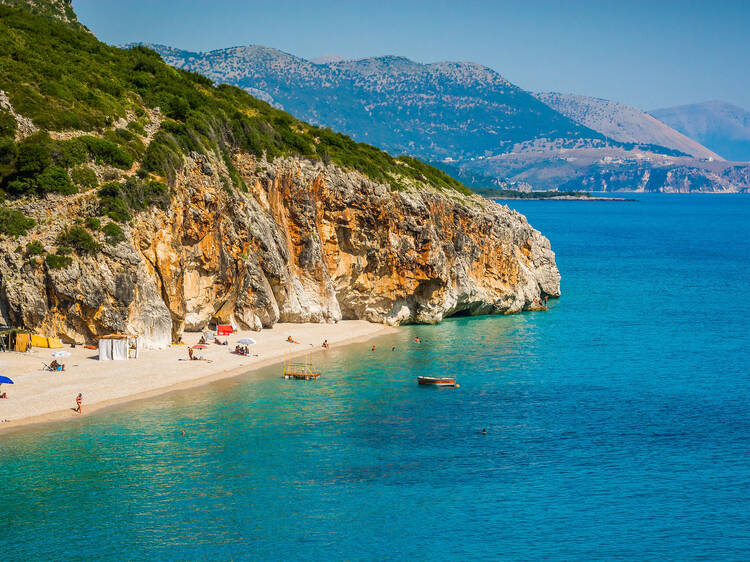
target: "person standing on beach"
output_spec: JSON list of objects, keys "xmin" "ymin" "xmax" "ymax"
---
[{"xmin": 75, "ymin": 393, "xmax": 83, "ymax": 414}]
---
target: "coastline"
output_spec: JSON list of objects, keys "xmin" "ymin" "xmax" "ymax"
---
[
  {"xmin": 490, "ymin": 196, "xmax": 636, "ymax": 201},
  {"xmin": 0, "ymin": 321, "xmax": 397, "ymax": 435}
]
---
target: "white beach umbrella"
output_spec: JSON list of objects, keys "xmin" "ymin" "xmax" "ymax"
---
[{"xmin": 237, "ymin": 338, "xmax": 256, "ymax": 345}]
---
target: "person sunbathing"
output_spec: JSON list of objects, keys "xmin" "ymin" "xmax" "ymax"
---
[
  {"xmin": 322, "ymin": 340, "xmax": 329, "ymax": 349},
  {"xmin": 49, "ymin": 359, "xmax": 65, "ymax": 371},
  {"xmin": 234, "ymin": 345, "xmax": 242, "ymax": 354},
  {"xmin": 198, "ymin": 335, "xmax": 206, "ymax": 344},
  {"xmin": 287, "ymin": 336, "xmax": 299, "ymax": 344},
  {"xmin": 0, "ymin": 392, "xmax": 7, "ymax": 399}
]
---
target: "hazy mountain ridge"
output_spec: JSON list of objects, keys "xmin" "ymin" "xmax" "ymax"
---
[
  {"xmin": 135, "ymin": 43, "xmax": 603, "ymax": 161},
  {"xmin": 134, "ymin": 44, "xmax": 750, "ymax": 193},
  {"xmin": 535, "ymin": 92, "xmax": 721, "ymax": 160},
  {"xmin": 650, "ymin": 101, "xmax": 750, "ymax": 162}
]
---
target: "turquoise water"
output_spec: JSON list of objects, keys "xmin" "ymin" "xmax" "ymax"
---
[{"xmin": 2, "ymin": 194, "xmax": 750, "ymax": 560}]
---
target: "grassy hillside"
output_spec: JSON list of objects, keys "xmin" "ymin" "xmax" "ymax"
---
[{"xmin": 0, "ymin": 2, "xmax": 470, "ymax": 223}]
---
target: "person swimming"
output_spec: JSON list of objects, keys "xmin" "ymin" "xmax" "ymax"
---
[
  {"xmin": 414, "ymin": 337, "xmax": 421, "ymax": 343},
  {"xmin": 371, "ymin": 346, "xmax": 377, "ymax": 351}
]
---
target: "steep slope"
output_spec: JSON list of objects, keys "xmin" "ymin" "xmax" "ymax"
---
[
  {"xmin": 139, "ymin": 43, "xmax": 749, "ymax": 193},
  {"xmin": 650, "ymin": 101, "xmax": 750, "ymax": 162},
  {"xmin": 0, "ymin": 3, "xmax": 560, "ymax": 347},
  {"xmin": 0, "ymin": 0, "xmax": 82, "ymax": 27},
  {"xmin": 535, "ymin": 92, "xmax": 720, "ymax": 160},
  {"xmin": 136, "ymin": 43, "xmax": 605, "ymax": 161}
]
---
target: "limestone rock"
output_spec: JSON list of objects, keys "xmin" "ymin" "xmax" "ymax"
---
[{"xmin": 0, "ymin": 153, "xmax": 561, "ymax": 348}]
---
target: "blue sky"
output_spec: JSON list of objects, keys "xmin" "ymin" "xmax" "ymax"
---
[{"xmin": 74, "ymin": 0, "xmax": 750, "ymax": 111}]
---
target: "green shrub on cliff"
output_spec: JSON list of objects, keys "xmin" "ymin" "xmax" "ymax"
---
[
  {"xmin": 50, "ymin": 138, "xmax": 88, "ymax": 168},
  {"xmin": 16, "ymin": 133, "xmax": 52, "ymax": 175},
  {"xmin": 79, "ymin": 136, "xmax": 133, "ymax": 169},
  {"xmin": 98, "ymin": 177, "xmax": 169, "ymax": 222},
  {"xmin": 25, "ymin": 240, "xmax": 45, "ymax": 256},
  {"xmin": 36, "ymin": 166, "xmax": 76, "ymax": 194},
  {"xmin": 102, "ymin": 222, "xmax": 126, "ymax": 245},
  {"xmin": 45, "ymin": 253, "xmax": 72, "ymax": 269},
  {"xmin": 0, "ymin": 138, "xmax": 17, "ymax": 177},
  {"xmin": 57, "ymin": 226, "xmax": 101, "ymax": 254},
  {"xmin": 71, "ymin": 166, "xmax": 98, "ymax": 189},
  {"xmin": 0, "ymin": 206, "xmax": 35, "ymax": 236},
  {"xmin": 0, "ymin": 109, "xmax": 16, "ymax": 139},
  {"xmin": 85, "ymin": 216, "xmax": 101, "ymax": 231}
]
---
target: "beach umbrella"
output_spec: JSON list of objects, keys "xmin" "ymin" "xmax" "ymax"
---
[
  {"xmin": 52, "ymin": 350, "xmax": 70, "ymax": 357},
  {"xmin": 0, "ymin": 375, "xmax": 13, "ymax": 393},
  {"xmin": 237, "ymin": 338, "xmax": 256, "ymax": 345},
  {"xmin": 192, "ymin": 344, "xmax": 208, "ymax": 349}
]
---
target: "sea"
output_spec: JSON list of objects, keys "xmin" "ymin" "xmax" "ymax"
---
[{"xmin": 1, "ymin": 193, "xmax": 749, "ymax": 560}]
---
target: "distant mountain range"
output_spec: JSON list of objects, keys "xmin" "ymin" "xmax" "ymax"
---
[
  {"xmin": 535, "ymin": 92, "xmax": 720, "ymax": 160},
  {"xmin": 650, "ymin": 101, "xmax": 750, "ymax": 162},
  {"xmin": 134, "ymin": 44, "xmax": 603, "ymax": 161},
  {"xmin": 136, "ymin": 43, "xmax": 750, "ymax": 193}
]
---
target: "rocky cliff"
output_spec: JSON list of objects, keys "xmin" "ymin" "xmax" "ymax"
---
[
  {"xmin": 0, "ymin": 1, "xmax": 559, "ymax": 347},
  {"xmin": 0, "ymin": 151, "xmax": 560, "ymax": 348}
]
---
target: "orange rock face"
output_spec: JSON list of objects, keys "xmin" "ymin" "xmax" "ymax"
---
[{"xmin": 0, "ymin": 152, "xmax": 560, "ymax": 347}]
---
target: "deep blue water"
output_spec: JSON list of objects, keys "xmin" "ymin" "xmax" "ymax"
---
[{"xmin": 2, "ymin": 194, "xmax": 750, "ymax": 560}]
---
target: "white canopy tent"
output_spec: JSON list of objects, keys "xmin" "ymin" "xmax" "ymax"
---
[{"xmin": 98, "ymin": 334, "xmax": 140, "ymax": 361}]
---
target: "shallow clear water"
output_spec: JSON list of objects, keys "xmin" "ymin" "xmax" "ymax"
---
[{"xmin": 2, "ymin": 194, "xmax": 749, "ymax": 560}]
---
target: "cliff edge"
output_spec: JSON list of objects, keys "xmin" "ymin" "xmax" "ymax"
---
[
  {"xmin": 0, "ymin": 3, "xmax": 560, "ymax": 347},
  {"xmin": 1, "ymin": 151, "xmax": 560, "ymax": 347}
]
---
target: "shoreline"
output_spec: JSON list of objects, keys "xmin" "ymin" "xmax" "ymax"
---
[
  {"xmin": 0, "ymin": 321, "xmax": 397, "ymax": 435},
  {"xmin": 490, "ymin": 196, "xmax": 636, "ymax": 202}
]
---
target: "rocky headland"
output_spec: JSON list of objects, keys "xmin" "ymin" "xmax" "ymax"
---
[
  {"xmin": 0, "ymin": 150, "xmax": 560, "ymax": 348},
  {"xmin": 0, "ymin": 1, "xmax": 560, "ymax": 349}
]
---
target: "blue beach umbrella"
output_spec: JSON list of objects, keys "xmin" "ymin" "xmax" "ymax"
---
[{"xmin": 0, "ymin": 375, "xmax": 13, "ymax": 393}]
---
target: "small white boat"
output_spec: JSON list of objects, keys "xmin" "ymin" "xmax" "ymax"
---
[{"xmin": 417, "ymin": 375, "xmax": 456, "ymax": 387}]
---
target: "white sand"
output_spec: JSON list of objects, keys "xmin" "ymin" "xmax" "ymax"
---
[{"xmin": 0, "ymin": 321, "xmax": 396, "ymax": 432}]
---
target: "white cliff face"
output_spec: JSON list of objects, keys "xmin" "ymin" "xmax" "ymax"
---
[{"xmin": 0, "ymin": 153, "xmax": 560, "ymax": 348}]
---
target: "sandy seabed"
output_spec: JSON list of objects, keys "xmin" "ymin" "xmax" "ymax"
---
[{"xmin": 0, "ymin": 321, "xmax": 396, "ymax": 433}]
